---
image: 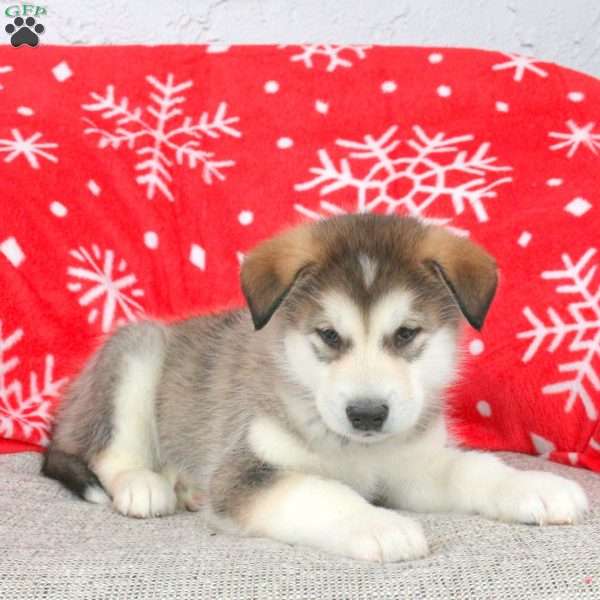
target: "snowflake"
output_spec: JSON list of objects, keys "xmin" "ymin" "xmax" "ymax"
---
[
  {"xmin": 548, "ymin": 120, "xmax": 600, "ymax": 158},
  {"xmin": 0, "ymin": 65, "xmax": 13, "ymax": 91},
  {"xmin": 0, "ymin": 321, "xmax": 67, "ymax": 446},
  {"xmin": 282, "ymin": 44, "xmax": 371, "ymax": 72},
  {"xmin": 0, "ymin": 128, "xmax": 58, "ymax": 169},
  {"xmin": 294, "ymin": 125, "xmax": 512, "ymax": 228},
  {"xmin": 518, "ymin": 248, "xmax": 600, "ymax": 421},
  {"xmin": 491, "ymin": 53, "xmax": 549, "ymax": 82},
  {"xmin": 82, "ymin": 73, "xmax": 241, "ymax": 202},
  {"xmin": 67, "ymin": 244, "xmax": 145, "ymax": 333}
]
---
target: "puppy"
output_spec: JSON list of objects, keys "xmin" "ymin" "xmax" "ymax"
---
[{"xmin": 43, "ymin": 215, "xmax": 588, "ymax": 562}]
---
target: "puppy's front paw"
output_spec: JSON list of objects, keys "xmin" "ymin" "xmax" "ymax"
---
[
  {"xmin": 486, "ymin": 470, "xmax": 588, "ymax": 525},
  {"xmin": 336, "ymin": 508, "xmax": 429, "ymax": 562},
  {"xmin": 112, "ymin": 469, "xmax": 177, "ymax": 518}
]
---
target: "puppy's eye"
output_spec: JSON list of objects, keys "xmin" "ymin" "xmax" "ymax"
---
[
  {"xmin": 316, "ymin": 328, "xmax": 342, "ymax": 350},
  {"xmin": 393, "ymin": 326, "xmax": 421, "ymax": 348}
]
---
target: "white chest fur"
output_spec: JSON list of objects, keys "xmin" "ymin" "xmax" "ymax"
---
[{"xmin": 247, "ymin": 416, "xmax": 447, "ymax": 500}]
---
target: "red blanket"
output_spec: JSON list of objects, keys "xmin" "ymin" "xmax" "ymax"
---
[{"xmin": 1, "ymin": 45, "xmax": 599, "ymax": 471}]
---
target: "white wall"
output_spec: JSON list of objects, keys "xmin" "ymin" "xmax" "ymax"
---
[{"xmin": 2, "ymin": 0, "xmax": 600, "ymax": 76}]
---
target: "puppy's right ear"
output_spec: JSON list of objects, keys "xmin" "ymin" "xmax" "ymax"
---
[{"xmin": 241, "ymin": 224, "xmax": 320, "ymax": 330}]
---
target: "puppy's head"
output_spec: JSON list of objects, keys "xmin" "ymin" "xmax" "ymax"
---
[{"xmin": 241, "ymin": 215, "xmax": 497, "ymax": 444}]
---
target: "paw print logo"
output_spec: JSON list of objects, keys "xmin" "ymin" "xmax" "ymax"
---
[{"xmin": 5, "ymin": 16, "xmax": 45, "ymax": 48}]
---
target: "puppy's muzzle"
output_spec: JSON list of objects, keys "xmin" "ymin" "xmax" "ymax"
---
[{"xmin": 345, "ymin": 402, "xmax": 389, "ymax": 432}]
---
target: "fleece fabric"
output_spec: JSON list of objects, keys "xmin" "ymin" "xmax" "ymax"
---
[{"xmin": 1, "ymin": 45, "xmax": 599, "ymax": 471}]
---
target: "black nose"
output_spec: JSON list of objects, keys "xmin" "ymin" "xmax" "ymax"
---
[{"xmin": 346, "ymin": 402, "xmax": 389, "ymax": 432}]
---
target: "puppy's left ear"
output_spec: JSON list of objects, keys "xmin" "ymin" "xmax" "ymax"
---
[
  {"xmin": 422, "ymin": 227, "xmax": 498, "ymax": 330},
  {"xmin": 241, "ymin": 224, "xmax": 320, "ymax": 330}
]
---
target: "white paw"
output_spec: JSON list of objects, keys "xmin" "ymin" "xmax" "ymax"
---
[
  {"xmin": 175, "ymin": 478, "xmax": 205, "ymax": 512},
  {"xmin": 335, "ymin": 508, "xmax": 429, "ymax": 562},
  {"xmin": 486, "ymin": 470, "xmax": 588, "ymax": 525},
  {"xmin": 112, "ymin": 470, "xmax": 177, "ymax": 518}
]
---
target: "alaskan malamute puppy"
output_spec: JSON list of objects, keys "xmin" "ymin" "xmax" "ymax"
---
[{"xmin": 43, "ymin": 215, "xmax": 587, "ymax": 562}]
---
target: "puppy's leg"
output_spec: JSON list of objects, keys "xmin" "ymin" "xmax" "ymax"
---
[
  {"xmin": 92, "ymin": 331, "xmax": 176, "ymax": 519},
  {"xmin": 209, "ymin": 455, "xmax": 428, "ymax": 562},
  {"xmin": 169, "ymin": 470, "xmax": 205, "ymax": 512},
  {"xmin": 382, "ymin": 446, "xmax": 588, "ymax": 525}
]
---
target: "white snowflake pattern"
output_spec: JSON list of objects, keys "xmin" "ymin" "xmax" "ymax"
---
[
  {"xmin": 282, "ymin": 44, "xmax": 371, "ymax": 72},
  {"xmin": 82, "ymin": 73, "xmax": 241, "ymax": 202},
  {"xmin": 294, "ymin": 125, "xmax": 512, "ymax": 227},
  {"xmin": 548, "ymin": 120, "xmax": 600, "ymax": 158},
  {"xmin": 518, "ymin": 248, "xmax": 600, "ymax": 421},
  {"xmin": 67, "ymin": 245, "xmax": 145, "ymax": 333},
  {"xmin": 0, "ymin": 321, "xmax": 67, "ymax": 446},
  {"xmin": 530, "ymin": 432, "xmax": 556, "ymax": 459},
  {"xmin": 0, "ymin": 65, "xmax": 13, "ymax": 91},
  {"xmin": 491, "ymin": 53, "xmax": 549, "ymax": 82},
  {"xmin": 0, "ymin": 128, "xmax": 58, "ymax": 169}
]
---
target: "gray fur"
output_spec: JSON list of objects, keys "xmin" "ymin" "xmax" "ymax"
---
[
  {"xmin": 45, "ymin": 310, "xmax": 297, "ymax": 522},
  {"xmin": 44, "ymin": 214, "xmax": 497, "ymax": 530},
  {"xmin": 49, "ymin": 322, "xmax": 167, "ymax": 461},
  {"xmin": 41, "ymin": 449, "xmax": 103, "ymax": 499}
]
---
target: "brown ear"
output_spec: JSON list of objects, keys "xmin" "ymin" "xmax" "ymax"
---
[
  {"xmin": 421, "ymin": 227, "xmax": 498, "ymax": 331},
  {"xmin": 241, "ymin": 224, "xmax": 320, "ymax": 330}
]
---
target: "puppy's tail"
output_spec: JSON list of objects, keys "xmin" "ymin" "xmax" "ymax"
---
[{"xmin": 42, "ymin": 447, "xmax": 110, "ymax": 505}]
